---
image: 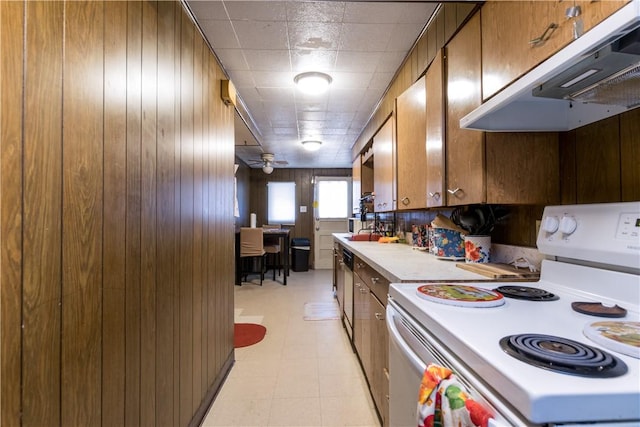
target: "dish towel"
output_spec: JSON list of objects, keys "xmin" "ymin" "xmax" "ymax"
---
[{"xmin": 417, "ymin": 364, "xmax": 493, "ymax": 427}]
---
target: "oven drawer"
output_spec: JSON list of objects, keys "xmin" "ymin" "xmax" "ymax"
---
[{"xmin": 354, "ymin": 256, "xmax": 389, "ymax": 305}]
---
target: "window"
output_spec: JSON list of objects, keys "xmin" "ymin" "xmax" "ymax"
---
[
  {"xmin": 268, "ymin": 181, "xmax": 296, "ymax": 224},
  {"xmin": 316, "ymin": 179, "xmax": 349, "ymax": 219}
]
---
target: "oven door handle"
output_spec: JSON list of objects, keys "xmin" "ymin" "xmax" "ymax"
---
[{"xmin": 386, "ymin": 303, "xmax": 426, "ymax": 374}]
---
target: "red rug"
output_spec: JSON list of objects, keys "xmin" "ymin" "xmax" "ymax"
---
[{"xmin": 234, "ymin": 323, "xmax": 267, "ymax": 348}]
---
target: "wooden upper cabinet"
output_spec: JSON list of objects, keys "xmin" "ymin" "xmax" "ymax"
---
[
  {"xmin": 445, "ymin": 12, "xmax": 484, "ymax": 206},
  {"xmin": 425, "ymin": 49, "xmax": 445, "ymax": 208},
  {"xmin": 373, "ymin": 117, "xmax": 395, "ymax": 212},
  {"xmin": 396, "ymin": 76, "xmax": 427, "ymax": 210},
  {"xmin": 482, "ymin": 0, "xmax": 628, "ymax": 100}
]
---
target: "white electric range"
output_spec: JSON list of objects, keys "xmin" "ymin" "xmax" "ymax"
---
[{"xmin": 387, "ymin": 202, "xmax": 640, "ymax": 426}]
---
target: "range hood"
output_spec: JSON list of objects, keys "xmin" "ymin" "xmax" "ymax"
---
[{"xmin": 461, "ymin": 0, "xmax": 640, "ymax": 132}]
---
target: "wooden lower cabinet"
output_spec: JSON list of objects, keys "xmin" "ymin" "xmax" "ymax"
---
[{"xmin": 353, "ymin": 256, "xmax": 390, "ymax": 426}]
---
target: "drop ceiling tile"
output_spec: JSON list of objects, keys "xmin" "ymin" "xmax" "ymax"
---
[
  {"xmin": 334, "ymin": 51, "xmax": 381, "ymax": 72},
  {"xmin": 297, "ymin": 111, "xmax": 326, "ymax": 121},
  {"xmin": 386, "ymin": 23, "xmax": 424, "ymax": 52},
  {"xmin": 369, "ymin": 72, "xmax": 396, "ymax": 89},
  {"xmin": 288, "ymin": 21, "xmax": 341, "ymax": 50},
  {"xmin": 214, "ymin": 48, "xmax": 249, "ymax": 71},
  {"xmin": 376, "ymin": 51, "xmax": 408, "ymax": 72},
  {"xmin": 244, "ymin": 49, "xmax": 290, "ymax": 71},
  {"xmin": 343, "ymin": 3, "xmax": 403, "ymax": 24},
  {"xmin": 228, "ymin": 70, "xmax": 255, "ymax": 89},
  {"xmin": 338, "ymin": 23, "xmax": 395, "ymax": 51},
  {"xmin": 286, "ymin": 1, "xmax": 346, "ymax": 23},
  {"xmin": 233, "ymin": 20, "xmax": 289, "ymax": 50},
  {"xmin": 224, "ymin": 1, "xmax": 287, "ymax": 21},
  {"xmin": 330, "ymin": 72, "xmax": 373, "ymax": 89},
  {"xmin": 187, "ymin": 1, "xmax": 227, "ymax": 20},
  {"xmin": 290, "ymin": 50, "xmax": 337, "ymax": 73},
  {"xmin": 256, "ymin": 87, "xmax": 295, "ymax": 102},
  {"xmin": 251, "ymin": 71, "xmax": 295, "ymax": 88},
  {"xmin": 199, "ymin": 19, "xmax": 239, "ymax": 48}
]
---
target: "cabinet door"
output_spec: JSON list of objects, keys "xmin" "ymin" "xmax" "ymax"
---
[
  {"xmin": 334, "ymin": 245, "xmax": 344, "ymax": 314},
  {"xmin": 425, "ymin": 49, "xmax": 445, "ymax": 208},
  {"xmin": 373, "ymin": 117, "xmax": 395, "ymax": 212},
  {"xmin": 445, "ymin": 12, "xmax": 484, "ymax": 206},
  {"xmin": 482, "ymin": 0, "xmax": 628, "ymax": 100},
  {"xmin": 396, "ymin": 76, "xmax": 427, "ymax": 210},
  {"xmin": 352, "ymin": 155, "xmax": 362, "ymax": 215},
  {"xmin": 370, "ymin": 293, "xmax": 388, "ymax": 426},
  {"xmin": 353, "ymin": 274, "xmax": 371, "ymax": 376}
]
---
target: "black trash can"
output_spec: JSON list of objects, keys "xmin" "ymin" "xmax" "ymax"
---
[{"xmin": 291, "ymin": 238, "xmax": 311, "ymax": 272}]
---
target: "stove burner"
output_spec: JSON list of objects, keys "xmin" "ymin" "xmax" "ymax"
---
[
  {"xmin": 500, "ymin": 334, "xmax": 627, "ymax": 378},
  {"xmin": 494, "ymin": 285, "xmax": 559, "ymax": 301}
]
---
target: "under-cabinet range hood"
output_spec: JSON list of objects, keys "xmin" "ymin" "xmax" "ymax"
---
[{"xmin": 461, "ymin": 0, "xmax": 640, "ymax": 132}]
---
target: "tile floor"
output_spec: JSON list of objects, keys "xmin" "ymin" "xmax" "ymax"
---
[{"xmin": 202, "ymin": 269, "xmax": 380, "ymax": 427}]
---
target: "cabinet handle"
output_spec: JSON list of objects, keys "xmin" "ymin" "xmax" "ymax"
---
[
  {"xmin": 371, "ymin": 277, "xmax": 379, "ymax": 284},
  {"xmin": 374, "ymin": 312, "xmax": 384, "ymax": 320},
  {"xmin": 428, "ymin": 191, "xmax": 440, "ymax": 200},
  {"xmin": 529, "ymin": 23, "xmax": 558, "ymax": 46},
  {"xmin": 360, "ymin": 287, "xmax": 368, "ymax": 294},
  {"xmin": 401, "ymin": 197, "xmax": 410, "ymax": 206},
  {"xmin": 356, "ymin": 262, "xmax": 363, "ymax": 269},
  {"xmin": 447, "ymin": 188, "xmax": 461, "ymax": 195}
]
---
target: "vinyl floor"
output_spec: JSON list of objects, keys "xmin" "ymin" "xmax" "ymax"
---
[{"xmin": 201, "ymin": 269, "xmax": 380, "ymax": 427}]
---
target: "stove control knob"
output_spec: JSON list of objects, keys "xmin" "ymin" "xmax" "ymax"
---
[
  {"xmin": 559, "ymin": 215, "xmax": 578, "ymax": 235},
  {"xmin": 541, "ymin": 216, "xmax": 559, "ymax": 233}
]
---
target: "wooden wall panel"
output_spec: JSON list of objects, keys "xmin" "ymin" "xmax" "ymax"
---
[
  {"xmin": 0, "ymin": 2, "xmax": 25, "ymax": 425},
  {"xmin": 576, "ymin": 116, "xmax": 621, "ymax": 203},
  {"xmin": 126, "ymin": 2, "xmax": 143, "ymax": 424},
  {"xmin": 156, "ymin": 2, "xmax": 178, "ymax": 424},
  {"xmin": 180, "ymin": 9, "xmax": 195, "ymax": 424},
  {"xmin": 1, "ymin": 1, "xmax": 241, "ymax": 425},
  {"xmin": 62, "ymin": 2, "xmax": 104, "ymax": 424},
  {"xmin": 192, "ymin": 29, "xmax": 205, "ymax": 410},
  {"xmin": 102, "ymin": 2, "xmax": 128, "ymax": 424},
  {"xmin": 22, "ymin": 2, "xmax": 64, "ymax": 425},
  {"xmin": 141, "ymin": 2, "xmax": 158, "ymax": 425},
  {"xmin": 620, "ymin": 108, "xmax": 640, "ymax": 202}
]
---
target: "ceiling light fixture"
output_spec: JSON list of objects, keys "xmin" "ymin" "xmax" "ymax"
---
[
  {"xmin": 262, "ymin": 162, "xmax": 274, "ymax": 174},
  {"xmin": 302, "ymin": 140, "xmax": 322, "ymax": 151},
  {"xmin": 294, "ymin": 72, "xmax": 332, "ymax": 95}
]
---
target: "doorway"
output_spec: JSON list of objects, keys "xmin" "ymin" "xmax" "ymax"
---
[{"xmin": 313, "ymin": 177, "xmax": 351, "ymax": 269}]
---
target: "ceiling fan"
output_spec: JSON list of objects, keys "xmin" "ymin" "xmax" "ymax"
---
[{"xmin": 247, "ymin": 153, "xmax": 288, "ymax": 174}]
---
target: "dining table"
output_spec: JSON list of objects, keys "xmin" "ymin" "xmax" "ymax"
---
[{"xmin": 235, "ymin": 227, "xmax": 290, "ymax": 286}]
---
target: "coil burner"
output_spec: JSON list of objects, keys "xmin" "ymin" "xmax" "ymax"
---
[
  {"xmin": 494, "ymin": 285, "xmax": 559, "ymax": 301},
  {"xmin": 500, "ymin": 334, "xmax": 627, "ymax": 378}
]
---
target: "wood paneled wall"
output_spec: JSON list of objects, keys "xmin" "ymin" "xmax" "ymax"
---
[
  {"xmin": 242, "ymin": 168, "xmax": 352, "ymax": 267},
  {"xmin": 0, "ymin": 1, "xmax": 235, "ymax": 426}
]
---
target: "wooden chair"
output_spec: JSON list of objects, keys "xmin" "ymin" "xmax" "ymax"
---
[
  {"xmin": 239, "ymin": 227, "xmax": 266, "ymax": 285},
  {"xmin": 262, "ymin": 224, "xmax": 282, "ymax": 280}
]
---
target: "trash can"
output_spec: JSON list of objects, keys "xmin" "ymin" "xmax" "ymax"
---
[{"xmin": 291, "ymin": 238, "xmax": 311, "ymax": 272}]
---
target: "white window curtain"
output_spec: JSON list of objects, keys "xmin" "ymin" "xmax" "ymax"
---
[{"xmin": 268, "ymin": 181, "xmax": 296, "ymax": 224}]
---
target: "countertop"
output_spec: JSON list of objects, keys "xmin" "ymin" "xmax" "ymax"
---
[{"xmin": 333, "ymin": 233, "xmax": 496, "ymax": 284}]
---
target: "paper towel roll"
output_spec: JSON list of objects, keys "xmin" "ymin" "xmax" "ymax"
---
[{"xmin": 250, "ymin": 213, "xmax": 257, "ymax": 228}]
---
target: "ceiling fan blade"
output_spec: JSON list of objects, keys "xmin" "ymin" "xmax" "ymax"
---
[{"xmin": 274, "ymin": 160, "xmax": 288, "ymax": 165}]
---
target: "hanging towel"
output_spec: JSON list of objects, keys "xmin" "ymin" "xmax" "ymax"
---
[{"xmin": 417, "ymin": 364, "xmax": 493, "ymax": 427}]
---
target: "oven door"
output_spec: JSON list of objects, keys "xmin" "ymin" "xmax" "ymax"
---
[{"xmin": 386, "ymin": 298, "xmax": 525, "ymax": 427}]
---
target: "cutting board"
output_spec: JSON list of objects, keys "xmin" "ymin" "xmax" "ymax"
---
[{"xmin": 456, "ymin": 262, "xmax": 540, "ymax": 279}]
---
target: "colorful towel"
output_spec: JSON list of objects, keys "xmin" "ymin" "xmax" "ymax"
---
[{"xmin": 418, "ymin": 364, "xmax": 493, "ymax": 427}]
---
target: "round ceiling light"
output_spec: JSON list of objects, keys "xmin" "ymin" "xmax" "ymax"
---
[
  {"xmin": 294, "ymin": 72, "xmax": 332, "ymax": 95},
  {"xmin": 302, "ymin": 140, "xmax": 322, "ymax": 151},
  {"xmin": 262, "ymin": 163, "xmax": 274, "ymax": 174}
]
